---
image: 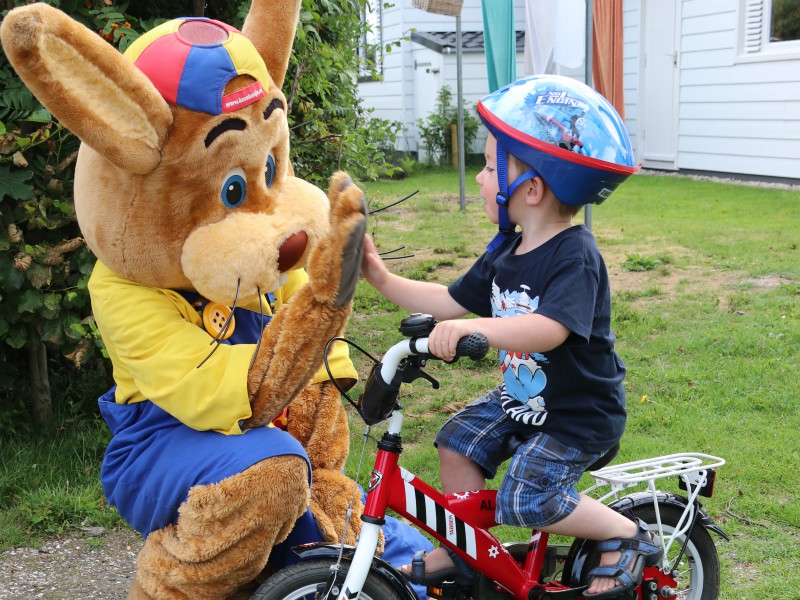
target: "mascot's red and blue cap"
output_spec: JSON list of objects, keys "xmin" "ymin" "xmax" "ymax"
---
[
  {"xmin": 124, "ymin": 18, "xmax": 271, "ymax": 116},
  {"xmin": 477, "ymin": 75, "xmax": 639, "ymax": 251}
]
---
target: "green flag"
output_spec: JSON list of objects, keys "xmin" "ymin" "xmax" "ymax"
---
[{"xmin": 482, "ymin": 0, "xmax": 516, "ymax": 92}]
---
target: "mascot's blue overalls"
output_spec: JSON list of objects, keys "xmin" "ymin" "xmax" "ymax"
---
[{"xmin": 94, "ymin": 263, "xmax": 432, "ymax": 596}]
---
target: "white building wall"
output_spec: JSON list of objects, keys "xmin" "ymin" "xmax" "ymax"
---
[
  {"xmin": 624, "ymin": 0, "xmax": 800, "ymax": 180},
  {"xmin": 364, "ymin": 0, "xmax": 800, "ymax": 179},
  {"xmin": 622, "ymin": 0, "xmax": 640, "ymax": 155},
  {"xmin": 358, "ymin": 0, "xmax": 527, "ymax": 155}
]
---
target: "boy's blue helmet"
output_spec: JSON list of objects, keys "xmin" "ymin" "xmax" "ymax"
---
[{"xmin": 477, "ymin": 75, "xmax": 639, "ymax": 251}]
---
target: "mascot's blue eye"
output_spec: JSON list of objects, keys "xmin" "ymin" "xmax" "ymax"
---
[
  {"xmin": 265, "ymin": 155, "xmax": 276, "ymax": 189},
  {"xmin": 221, "ymin": 170, "xmax": 247, "ymax": 208}
]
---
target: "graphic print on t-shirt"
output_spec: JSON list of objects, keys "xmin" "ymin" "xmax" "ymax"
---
[{"xmin": 491, "ymin": 278, "xmax": 549, "ymax": 426}]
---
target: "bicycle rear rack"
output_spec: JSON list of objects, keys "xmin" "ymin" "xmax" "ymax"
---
[
  {"xmin": 585, "ymin": 453, "xmax": 726, "ymax": 560},
  {"xmin": 588, "ymin": 452, "xmax": 726, "ymax": 497}
]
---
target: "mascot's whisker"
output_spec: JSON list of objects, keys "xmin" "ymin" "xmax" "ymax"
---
[
  {"xmin": 368, "ymin": 190, "xmax": 418, "ymax": 261},
  {"xmin": 196, "ymin": 341, "xmax": 221, "ymax": 369},
  {"xmin": 249, "ymin": 289, "xmax": 266, "ymax": 371},
  {"xmin": 367, "ymin": 189, "xmax": 418, "ymax": 215},
  {"xmin": 378, "ymin": 246, "xmax": 414, "ymax": 261},
  {"xmin": 209, "ymin": 278, "xmax": 241, "ymax": 345},
  {"xmin": 196, "ymin": 279, "xmax": 242, "ymax": 368}
]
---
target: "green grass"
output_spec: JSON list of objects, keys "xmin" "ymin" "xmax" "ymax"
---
[
  {"xmin": 0, "ymin": 420, "xmax": 121, "ymax": 547},
  {"xmin": 2, "ymin": 168, "xmax": 798, "ymax": 599}
]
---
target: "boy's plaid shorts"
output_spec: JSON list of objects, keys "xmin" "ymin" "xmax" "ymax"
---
[{"xmin": 436, "ymin": 386, "xmax": 601, "ymax": 527}]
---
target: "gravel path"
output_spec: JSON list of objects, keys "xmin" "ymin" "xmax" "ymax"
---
[{"xmin": 0, "ymin": 528, "xmax": 141, "ymax": 600}]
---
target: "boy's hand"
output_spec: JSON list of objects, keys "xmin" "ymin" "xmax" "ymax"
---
[
  {"xmin": 360, "ymin": 234, "xmax": 386, "ymax": 287},
  {"xmin": 428, "ymin": 319, "xmax": 482, "ymax": 361}
]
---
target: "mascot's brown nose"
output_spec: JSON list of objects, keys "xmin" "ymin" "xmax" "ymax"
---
[{"xmin": 277, "ymin": 231, "xmax": 308, "ymax": 272}]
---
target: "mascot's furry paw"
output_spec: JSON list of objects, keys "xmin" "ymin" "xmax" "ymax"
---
[
  {"xmin": 306, "ymin": 172, "xmax": 367, "ymax": 308},
  {"xmin": 309, "ymin": 469, "xmax": 378, "ymax": 548}
]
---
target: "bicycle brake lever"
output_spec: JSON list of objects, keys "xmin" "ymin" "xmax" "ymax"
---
[
  {"xmin": 414, "ymin": 368, "xmax": 440, "ymax": 389},
  {"xmin": 398, "ymin": 359, "xmax": 440, "ymax": 389}
]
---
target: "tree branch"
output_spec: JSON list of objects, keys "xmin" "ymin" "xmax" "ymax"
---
[{"xmin": 286, "ymin": 58, "xmax": 308, "ymax": 112}]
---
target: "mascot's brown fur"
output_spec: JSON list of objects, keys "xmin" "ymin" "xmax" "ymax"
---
[{"xmin": 1, "ymin": 2, "xmax": 368, "ymax": 598}]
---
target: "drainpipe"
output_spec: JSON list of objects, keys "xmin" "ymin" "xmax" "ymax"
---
[
  {"xmin": 584, "ymin": 0, "xmax": 593, "ymax": 231},
  {"xmin": 457, "ymin": 16, "xmax": 466, "ymax": 211}
]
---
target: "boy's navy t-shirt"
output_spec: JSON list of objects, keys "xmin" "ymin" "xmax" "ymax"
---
[{"xmin": 448, "ymin": 225, "xmax": 625, "ymax": 454}]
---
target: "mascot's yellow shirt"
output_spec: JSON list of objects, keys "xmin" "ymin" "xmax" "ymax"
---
[{"xmin": 89, "ymin": 261, "xmax": 357, "ymax": 435}]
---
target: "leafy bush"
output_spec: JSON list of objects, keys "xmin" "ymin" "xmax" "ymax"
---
[
  {"xmin": 416, "ymin": 85, "xmax": 480, "ymax": 166},
  {"xmin": 285, "ymin": 0, "xmax": 405, "ymax": 186},
  {"xmin": 0, "ymin": 0, "xmax": 400, "ymax": 432},
  {"xmin": 0, "ymin": 106, "xmax": 103, "ymax": 429},
  {"xmin": 0, "ymin": 1, "xmax": 167, "ymax": 433}
]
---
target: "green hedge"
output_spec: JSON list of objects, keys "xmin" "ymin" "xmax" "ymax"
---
[{"xmin": 0, "ymin": 0, "xmax": 403, "ymax": 433}]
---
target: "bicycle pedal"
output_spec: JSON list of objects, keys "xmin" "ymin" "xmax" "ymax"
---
[{"xmin": 426, "ymin": 582, "xmax": 472, "ymax": 600}]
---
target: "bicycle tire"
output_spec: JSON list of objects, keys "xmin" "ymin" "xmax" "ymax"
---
[
  {"xmin": 251, "ymin": 557, "xmax": 404, "ymax": 600},
  {"xmin": 632, "ymin": 503, "xmax": 721, "ymax": 600}
]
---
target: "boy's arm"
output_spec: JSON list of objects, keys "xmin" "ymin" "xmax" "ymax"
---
[
  {"xmin": 361, "ymin": 234, "xmax": 468, "ymax": 320},
  {"xmin": 428, "ymin": 313, "xmax": 570, "ymax": 361}
]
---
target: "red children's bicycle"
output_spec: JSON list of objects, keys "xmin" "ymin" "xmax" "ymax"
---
[{"xmin": 253, "ymin": 314, "xmax": 727, "ymax": 600}]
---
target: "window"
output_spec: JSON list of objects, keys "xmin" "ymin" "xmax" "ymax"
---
[
  {"xmin": 742, "ymin": 0, "xmax": 800, "ymax": 56},
  {"xmin": 770, "ymin": 0, "xmax": 800, "ymax": 41},
  {"xmin": 359, "ymin": 1, "xmax": 383, "ymax": 80}
]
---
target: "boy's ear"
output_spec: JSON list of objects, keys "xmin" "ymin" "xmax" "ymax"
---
[
  {"xmin": 0, "ymin": 3, "xmax": 172, "ymax": 174},
  {"xmin": 525, "ymin": 176, "xmax": 547, "ymax": 206}
]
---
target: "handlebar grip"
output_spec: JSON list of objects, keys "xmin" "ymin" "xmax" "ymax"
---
[{"xmin": 455, "ymin": 333, "xmax": 489, "ymax": 360}]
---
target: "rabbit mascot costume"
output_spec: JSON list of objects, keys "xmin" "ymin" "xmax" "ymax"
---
[{"xmin": 2, "ymin": 2, "xmax": 431, "ymax": 598}]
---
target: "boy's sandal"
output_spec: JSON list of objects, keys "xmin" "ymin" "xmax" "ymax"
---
[
  {"xmin": 582, "ymin": 552, "xmax": 645, "ymax": 600},
  {"xmin": 595, "ymin": 518, "xmax": 664, "ymax": 566},
  {"xmin": 583, "ymin": 518, "xmax": 664, "ymax": 600},
  {"xmin": 400, "ymin": 547, "xmax": 474, "ymax": 586}
]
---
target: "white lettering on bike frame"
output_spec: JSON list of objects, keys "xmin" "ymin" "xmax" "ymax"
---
[{"xmin": 403, "ymin": 479, "xmax": 477, "ymax": 558}]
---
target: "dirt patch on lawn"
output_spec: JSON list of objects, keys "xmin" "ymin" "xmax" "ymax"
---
[
  {"xmin": 602, "ymin": 242, "xmax": 794, "ymax": 301},
  {"xmin": 403, "ymin": 238, "xmax": 794, "ymax": 307}
]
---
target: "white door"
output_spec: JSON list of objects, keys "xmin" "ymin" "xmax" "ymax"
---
[
  {"xmin": 640, "ymin": 0, "xmax": 680, "ymax": 170},
  {"xmin": 412, "ymin": 46, "xmax": 443, "ymax": 162}
]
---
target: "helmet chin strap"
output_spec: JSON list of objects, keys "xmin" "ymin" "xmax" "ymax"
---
[{"xmin": 487, "ymin": 145, "xmax": 538, "ymax": 253}]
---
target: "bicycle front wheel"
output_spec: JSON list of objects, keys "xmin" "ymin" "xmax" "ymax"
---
[
  {"xmin": 251, "ymin": 557, "xmax": 404, "ymax": 600},
  {"xmin": 633, "ymin": 504, "xmax": 721, "ymax": 600}
]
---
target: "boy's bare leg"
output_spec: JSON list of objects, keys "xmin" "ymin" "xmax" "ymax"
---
[
  {"xmin": 439, "ymin": 445, "xmax": 485, "ymax": 493},
  {"xmin": 540, "ymin": 494, "xmax": 639, "ymax": 596}
]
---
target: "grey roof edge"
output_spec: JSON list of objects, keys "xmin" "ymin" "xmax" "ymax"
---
[{"xmin": 410, "ymin": 30, "xmax": 525, "ymax": 54}]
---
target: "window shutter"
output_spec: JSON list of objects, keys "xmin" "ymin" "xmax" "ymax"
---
[{"xmin": 743, "ymin": 0, "xmax": 765, "ymax": 53}]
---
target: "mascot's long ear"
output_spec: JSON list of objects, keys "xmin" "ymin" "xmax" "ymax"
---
[
  {"xmin": 242, "ymin": 0, "xmax": 302, "ymax": 90},
  {"xmin": 0, "ymin": 3, "xmax": 172, "ymax": 175}
]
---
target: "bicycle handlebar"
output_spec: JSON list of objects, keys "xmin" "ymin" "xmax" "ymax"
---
[
  {"xmin": 455, "ymin": 332, "xmax": 492, "ymax": 361},
  {"xmin": 359, "ymin": 332, "xmax": 489, "ymax": 426},
  {"xmin": 379, "ymin": 333, "xmax": 489, "ymax": 383}
]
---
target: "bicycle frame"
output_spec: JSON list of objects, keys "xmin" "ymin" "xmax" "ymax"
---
[
  {"xmin": 334, "ymin": 412, "xmax": 727, "ymax": 600},
  {"xmin": 338, "ymin": 410, "xmax": 566, "ymax": 600}
]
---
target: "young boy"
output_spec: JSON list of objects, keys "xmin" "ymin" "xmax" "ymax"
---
[{"xmin": 360, "ymin": 75, "xmax": 661, "ymax": 599}]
